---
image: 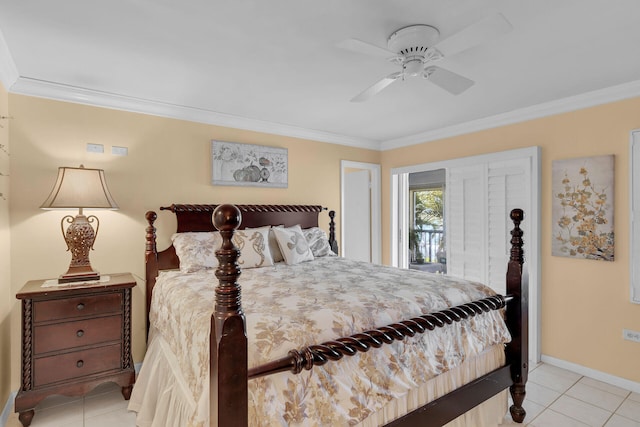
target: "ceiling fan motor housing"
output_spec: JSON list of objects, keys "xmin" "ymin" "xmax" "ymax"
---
[
  {"xmin": 388, "ymin": 25, "xmax": 440, "ymax": 56},
  {"xmin": 388, "ymin": 25, "xmax": 440, "ymax": 76}
]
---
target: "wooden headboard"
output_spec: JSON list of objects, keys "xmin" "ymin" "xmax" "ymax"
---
[{"xmin": 144, "ymin": 204, "xmax": 337, "ymax": 334}]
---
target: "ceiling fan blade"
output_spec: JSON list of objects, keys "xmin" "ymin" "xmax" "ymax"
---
[
  {"xmin": 433, "ymin": 13, "xmax": 513, "ymax": 57},
  {"xmin": 424, "ymin": 66, "xmax": 474, "ymax": 95},
  {"xmin": 351, "ymin": 72, "xmax": 402, "ymax": 102},
  {"xmin": 337, "ymin": 38, "xmax": 396, "ymax": 58}
]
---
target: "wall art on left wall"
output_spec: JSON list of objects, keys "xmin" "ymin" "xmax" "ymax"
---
[{"xmin": 211, "ymin": 140, "xmax": 288, "ymax": 188}]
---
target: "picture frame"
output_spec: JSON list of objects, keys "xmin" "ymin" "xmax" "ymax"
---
[
  {"xmin": 551, "ymin": 154, "xmax": 614, "ymax": 261},
  {"xmin": 211, "ymin": 140, "xmax": 288, "ymax": 188}
]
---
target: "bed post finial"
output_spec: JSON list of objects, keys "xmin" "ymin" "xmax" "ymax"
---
[
  {"xmin": 213, "ymin": 204, "xmax": 243, "ymax": 312},
  {"xmin": 145, "ymin": 211, "xmax": 158, "ymax": 255},
  {"xmin": 328, "ymin": 210, "xmax": 339, "ymax": 255},
  {"xmin": 509, "ymin": 209, "xmax": 524, "ymax": 266},
  {"xmin": 211, "ymin": 204, "xmax": 248, "ymax": 427}
]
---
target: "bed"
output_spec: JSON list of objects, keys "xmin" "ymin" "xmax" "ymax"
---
[{"xmin": 130, "ymin": 203, "xmax": 527, "ymax": 427}]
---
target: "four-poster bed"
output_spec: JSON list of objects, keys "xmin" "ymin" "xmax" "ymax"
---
[{"xmin": 132, "ymin": 203, "xmax": 527, "ymax": 426}]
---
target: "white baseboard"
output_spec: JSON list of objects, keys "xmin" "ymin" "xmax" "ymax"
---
[
  {"xmin": 541, "ymin": 354, "xmax": 640, "ymax": 394},
  {"xmin": 1, "ymin": 391, "xmax": 16, "ymax": 427}
]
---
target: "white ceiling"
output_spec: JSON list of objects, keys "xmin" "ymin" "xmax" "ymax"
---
[{"xmin": 1, "ymin": 0, "xmax": 640, "ymax": 150}]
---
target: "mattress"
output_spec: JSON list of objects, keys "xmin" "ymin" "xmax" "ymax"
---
[{"xmin": 129, "ymin": 257, "xmax": 511, "ymax": 426}]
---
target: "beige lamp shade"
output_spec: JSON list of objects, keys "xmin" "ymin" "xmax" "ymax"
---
[{"xmin": 40, "ymin": 165, "xmax": 118, "ymax": 210}]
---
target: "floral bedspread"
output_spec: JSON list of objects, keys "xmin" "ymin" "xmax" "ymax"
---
[{"xmin": 150, "ymin": 257, "xmax": 511, "ymax": 426}]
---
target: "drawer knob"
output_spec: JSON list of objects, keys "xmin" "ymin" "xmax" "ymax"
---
[
  {"xmin": 76, "ymin": 330, "xmax": 84, "ymax": 337},
  {"xmin": 76, "ymin": 303, "xmax": 85, "ymax": 311},
  {"xmin": 76, "ymin": 360, "xmax": 84, "ymax": 368}
]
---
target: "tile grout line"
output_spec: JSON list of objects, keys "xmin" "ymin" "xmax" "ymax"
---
[
  {"xmin": 565, "ymin": 379, "xmax": 632, "ymax": 421},
  {"xmin": 526, "ymin": 374, "xmax": 587, "ymax": 427}
]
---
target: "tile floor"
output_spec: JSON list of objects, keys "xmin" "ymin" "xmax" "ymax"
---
[{"xmin": 4, "ymin": 363, "xmax": 640, "ymax": 426}]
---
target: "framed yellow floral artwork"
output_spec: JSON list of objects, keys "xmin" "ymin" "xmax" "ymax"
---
[{"xmin": 552, "ymin": 155, "xmax": 614, "ymax": 261}]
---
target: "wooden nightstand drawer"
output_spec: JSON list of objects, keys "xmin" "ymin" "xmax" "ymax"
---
[
  {"xmin": 33, "ymin": 343, "xmax": 122, "ymax": 387},
  {"xmin": 33, "ymin": 315, "xmax": 122, "ymax": 354},
  {"xmin": 34, "ymin": 293, "xmax": 122, "ymax": 322}
]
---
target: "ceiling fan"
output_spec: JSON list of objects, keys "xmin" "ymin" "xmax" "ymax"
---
[{"xmin": 337, "ymin": 13, "xmax": 513, "ymax": 102}]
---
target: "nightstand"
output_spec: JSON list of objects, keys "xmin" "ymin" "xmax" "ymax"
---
[{"xmin": 14, "ymin": 273, "xmax": 136, "ymax": 427}]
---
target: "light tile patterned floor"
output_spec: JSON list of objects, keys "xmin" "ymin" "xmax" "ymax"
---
[{"xmin": 4, "ymin": 363, "xmax": 640, "ymax": 426}]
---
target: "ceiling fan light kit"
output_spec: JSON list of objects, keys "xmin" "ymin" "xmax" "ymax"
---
[{"xmin": 339, "ymin": 13, "xmax": 512, "ymax": 102}]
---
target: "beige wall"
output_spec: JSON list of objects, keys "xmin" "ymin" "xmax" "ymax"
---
[
  {"xmin": 4, "ymin": 89, "xmax": 640, "ymax": 402},
  {"xmin": 6, "ymin": 93, "xmax": 380, "ymax": 393},
  {"xmin": 380, "ymin": 96, "xmax": 640, "ymax": 384},
  {"xmin": 0, "ymin": 83, "xmax": 11, "ymax": 407}
]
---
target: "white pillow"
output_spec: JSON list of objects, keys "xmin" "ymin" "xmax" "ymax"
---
[
  {"xmin": 234, "ymin": 226, "xmax": 274, "ymax": 268},
  {"xmin": 268, "ymin": 226, "xmax": 284, "ymax": 263},
  {"xmin": 272, "ymin": 225, "xmax": 314, "ymax": 265},
  {"xmin": 303, "ymin": 227, "xmax": 336, "ymax": 257},
  {"xmin": 171, "ymin": 232, "xmax": 222, "ymax": 273}
]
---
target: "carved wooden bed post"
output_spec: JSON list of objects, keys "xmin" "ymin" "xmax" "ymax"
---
[
  {"xmin": 328, "ymin": 210, "xmax": 338, "ymax": 254},
  {"xmin": 144, "ymin": 211, "xmax": 159, "ymax": 337},
  {"xmin": 211, "ymin": 204, "xmax": 248, "ymax": 427},
  {"xmin": 505, "ymin": 209, "xmax": 528, "ymax": 422}
]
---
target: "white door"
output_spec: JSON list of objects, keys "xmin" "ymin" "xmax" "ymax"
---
[
  {"xmin": 447, "ymin": 164, "xmax": 486, "ymax": 284},
  {"xmin": 447, "ymin": 158, "xmax": 531, "ymax": 295},
  {"xmin": 344, "ymin": 169, "xmax": 371, "ymax": 262},
  {"xmin": 341, "ymin": 161, "xmax": 381, "ymax": 264}
]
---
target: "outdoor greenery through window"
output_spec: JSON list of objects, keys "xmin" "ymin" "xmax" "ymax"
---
[{"xmin": 409, "ymin": 188, "xmax": 445, "ymax": 270}]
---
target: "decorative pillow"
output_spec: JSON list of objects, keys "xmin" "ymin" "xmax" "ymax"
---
[
  {"xmin": 268, "ymin": 226, "xmax": 284, "ymax": 263},
  {"xmin": 233, "ymin": 226, "xmax": 274, "ymax": 268},
  {"xmin": 303, "ymin": 227, "xmax": 336, "ymax": 257},
  {"xmin": 171, "ymin": 232, "xmax": 222, "ymax": 273},
  {"xmin": 172, "ymin": 227, "xmax": 274, "ymax": 272},
  {"xmin": 272, "ymin": 225, "xmax": 315, "ymax": 265}
]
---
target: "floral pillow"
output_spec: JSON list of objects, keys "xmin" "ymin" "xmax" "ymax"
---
[
  {"xmin": 172, "ymin": 227, "xmax": 274, "ymax": 272},
  {"xmin": 233, "ymin": 226, "xmax": 274, "ymax": 268},
  {"xmin": 302, "ymin": 227, "xmax": 336, "ymax": 257},
  {"xmin": 272, "ymin": 225, "xmax": 314, "ymax": 265},
  {"xmin": 171, "ymin": 232, "xmax": 222, "ymax": 273}
]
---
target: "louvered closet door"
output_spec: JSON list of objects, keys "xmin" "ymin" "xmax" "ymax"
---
[
  {"xmin": 447, "ymin": 157, "xmax": 531, "ymax": 295},
  {"xmin": 447, "ymin": 165, "xmax": 486, "ymax": 284},
  {"xmin": 487, "ymin": 158, "xmax": 531, "ymax": 295}
]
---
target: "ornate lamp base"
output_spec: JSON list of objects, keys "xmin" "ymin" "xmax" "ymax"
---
[
  {"xmin": 59, "ymin": 270, "xmax": 100, "ymax": 284},
  {"xmin": 59, "ymin": 213, "xmax": 101, "ymax": 284}
]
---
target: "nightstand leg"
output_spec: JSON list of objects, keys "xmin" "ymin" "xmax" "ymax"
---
[
  {"xmin": 18, "ymin": 409, "xmax": 34, "ymax": 427},
  {"xmin": 121, "ymin": 385, "xmax": 132, "ymax": 400}
]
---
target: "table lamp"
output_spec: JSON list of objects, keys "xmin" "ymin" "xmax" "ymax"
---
[{"xmin": 40, "ymin": 165, "xmax": 119, "ymax": 283}]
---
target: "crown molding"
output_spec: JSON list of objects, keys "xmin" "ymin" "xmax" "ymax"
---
[
  {"xmin": 0, "ymin": 28, "xmax": 19, "ymax": 90},
  {"xmin": 7, "ymin": 70, "xmax": 640, "ymax": 152},
  {"xmin": 8, "ymin": 76, "xmax": 380, "ymax": 150},
  {"xmin": 381, "ymin": 79, "xmax": 640, "ymax": 151}
]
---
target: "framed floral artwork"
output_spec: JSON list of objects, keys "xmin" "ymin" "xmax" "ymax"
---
[
  {"xmin": 552, "ymin": 155, "xmax": 614, "ymax": 261},
  {"xmin": 211, "ymin": 140, "xmax": 288, "ymax": 188}
]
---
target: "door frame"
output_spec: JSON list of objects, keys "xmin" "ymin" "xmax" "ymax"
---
[
  {"xmin": 341, "ymin": 160, "xmax": 381, "ymax": 264},
  {"xmin": 390, "ymin": 146, "xmax": 541, "ymax": 363}
]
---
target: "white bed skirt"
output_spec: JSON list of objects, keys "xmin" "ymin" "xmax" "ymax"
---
[{"xmin": 129, "ymin": 330, "xmax": 507, "ymax": 427}]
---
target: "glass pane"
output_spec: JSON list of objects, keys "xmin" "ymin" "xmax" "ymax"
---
[{"xmin": 409, "ymin": 187, "xmax": 446, "ymax": 273}]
